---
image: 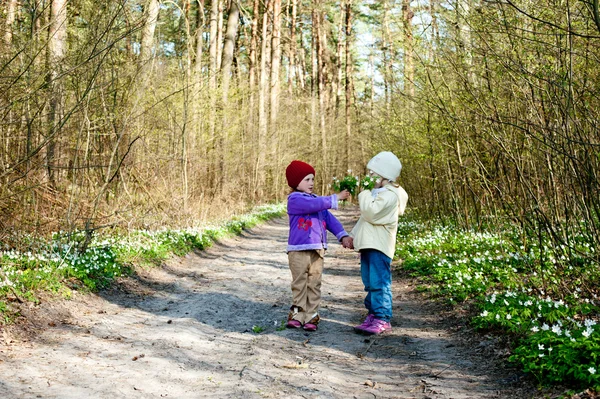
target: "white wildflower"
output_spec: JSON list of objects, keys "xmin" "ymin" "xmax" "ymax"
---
[
  {"xmin": 551, "ymin": 325, "xmax": 562, "ymax": 336},
  {"xmin": 582, "ymin": 330, "xmax": 591, "ymax": 338}
]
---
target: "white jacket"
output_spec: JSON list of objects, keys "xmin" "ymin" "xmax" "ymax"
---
[{"xmin": 351, "ymin": 184, "xmax": 408, "ymax": 259}]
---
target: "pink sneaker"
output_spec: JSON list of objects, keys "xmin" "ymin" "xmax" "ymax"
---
[
  {"xmin": 360, "ymin": 318, "xmax": 391, "ymax": 335},
  {"xmin": 353, "ymin": 314, "xmax": 375, "ymax": 333},
  {"xmin": 286, "ymin": 320, "xmax": 302, "ymax": 329},
  {"xmin": 303, "ymin": 314, "xmax": 320, "ymax": 331}
]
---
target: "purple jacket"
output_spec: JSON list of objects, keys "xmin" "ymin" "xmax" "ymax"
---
[{"xmin": 287, "ymin": 191, "xmax": 349, "ymax": 252}]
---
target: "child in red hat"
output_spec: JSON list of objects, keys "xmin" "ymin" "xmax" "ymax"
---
[{"xmin": 285, "ymin": 160, "xmax": 353, "ymax": 331}]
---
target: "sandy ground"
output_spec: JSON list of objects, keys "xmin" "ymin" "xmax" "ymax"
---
[{"xmin": 0, "ymin": 207, "xmax": 539, "ymax": 399}]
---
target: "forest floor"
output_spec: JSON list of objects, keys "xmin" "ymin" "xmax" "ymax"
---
[{"xmin": 0, "ymin": 207, "xmax": 555, "ymax": 398}]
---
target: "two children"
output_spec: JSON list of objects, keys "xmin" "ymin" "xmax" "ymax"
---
[{"xmin": 284, "ymin": 152, "xmax": 407, "ymax": 335}]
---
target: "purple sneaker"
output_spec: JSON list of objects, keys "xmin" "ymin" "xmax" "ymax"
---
[
  {"xmin": 303, "ymin": 314, "xmax": 320, "ymax": 331},
  {"xmin": 360, "ymin": 318, "xmax": 391, "ymax": 335},
  {"xmin": 353, "ymin": 314, "xmax": 375, "ymax": 333},
  {"xmin": 286, "ymin": 319, "xmax": 302, "ymax": 329}
]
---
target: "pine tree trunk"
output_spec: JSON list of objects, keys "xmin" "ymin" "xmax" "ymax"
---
[
  {"xmin": 316, "ymin": 7, "xmax": 328, "ymax": 187},
  {"xmin": 345, "ymin": 1, "xmax": 353, "ymax": 170},
  {"xmin": 334, "ymin": 9, "xmax": 344, "ymax": 115},
  {"xmin": 287, "ymin": 0, "xmax": 298, "ymax": 94},
  {"xmin": 310, "ymin": 7, "xmax": 318, "ymax": 150},
  {"xmin": 194, "ymin": 0, "xmax": 205, "ymax": 76},
  {"xmin": 269, "ymin": 0, "xmax": 281, "ymax": 139},
  {"xmin": 208, "ymin": 0, "xmax": 219, "ymax": 189},
  {"xmin": 257, "ymin": 0, "xmax": 271, "ymax": 194},
  {"xmin": 269, "ymin": 0, "xmax": 282, "ymax": 194},
  {"xmin": 217, "ymin": 0, "xmax": 224, "ymax": 70},
  {"xmin": 209, "ymin": 0, "xmax": 219, "ymax": 85},
  {"xmin": 382, "ymin": 0, "xmax": 391, "ymax": 112},
  {"xmin": 140, "ymin": 0, "xmax": 160, "ymax": 72},
  {"xmin": 219, "ymin": 0, "xmax": 240, "ymax": 189},
  {"xmin": 46, "ymin": 0, "xmax": 68, "ymax": 186},
  {"xmin": 249, "ymin": 0, "xmax": 259, "ymax": 122},
  {"xmin": 402, "ymin": 0, "xmax": 414, "ymax": 97},
  {"xmin": 222, "ymin": 0, "xmax": 239, "ymax": 104},
  {"xmin": 3, "ymin": 0, "xmax": 17, "ymax": 45}
]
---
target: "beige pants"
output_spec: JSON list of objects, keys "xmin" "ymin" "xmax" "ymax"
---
[{"xmin": 288, "ymin": 250, "xmax": 324, "ymax": 324}]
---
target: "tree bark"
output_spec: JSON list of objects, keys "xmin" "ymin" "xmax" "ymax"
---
[
  {"xmin": 287, "ymin": 0, "xmax": 298, "ymax": 94},
  {"xmin": 345, "ymin": 1, "xmax": 353, "ymax": 170},
  {"xmin": 316, "ymin": 6, "xmax": 328, "ymax": 186},
  {"xmin": 46, "ymin": 0, "xmax": 68, "ymax": 186},
  {"xmin": 221, "ymin": 0, "xmax": 239, "ymax": 103},
  {"xmin": 209, "ymin": 0, "xmax": 219, "ymax": 86},
  {"xmin": 249, "ymin": 0, "xmax": 259, "ymax": 122},
  {"xmin": 208, "ymin": 0, "xmax": 219, "ymax": 189},
  {"xmin": 332, "ymin": 10, "xmax": 343, "ymax": 115},
  {"xmin": 269, "ymin": 0, "xmax": 282, "ymax": 137},
  {"xmin": 310, "ymin": 6, "xmax": 318, "ymax": 150},
  {"xmin": 194, "ymin": 0, "xmax": 206, "ymax": 75},
  {"xmin": 256, "ymin": 0, "xmax": 271, "ymax": 193},
  {"xmin": 382, "ymin": 0, "xmax": 391, "ymax": 111},
  {"xmin": 216, "ymin": 0, "xmax": 224, "ymax": 70},
  {"xmin": 402, "ymin": 0, "xmax": 414, "ymax": 97},
  {"xmin": 3, "ymin": 0, "xmax": 18, "ymax": 46},
  {"xmin": 216, "ymin": 0, "xmax": 240, "ymax": 190},
  {"xmin": 140, "ymin": 0, "xmax": 160, "ymax": 70}
]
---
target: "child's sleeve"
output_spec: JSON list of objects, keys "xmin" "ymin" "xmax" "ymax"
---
[
  {"xmin": 358, "ymin": 190, "xmax": 398, "ymax": 225},
  {"xmin": 287, "ymin": 193, "xmax": 339, "ymax": 215},
  {"xmin": 324, "ymin": 211, "xmax": 349, "ymax": 241}
]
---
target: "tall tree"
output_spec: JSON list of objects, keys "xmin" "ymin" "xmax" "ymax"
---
[
  {"xmin": 287, "ymin": 0, "xmax": 298, "ymax": 93},
  {"xmin": 316, "ymin": 5, "xmax": 328, "ymax": 186},
  {"xmin": 249, "ymin": 0, "xmax": 260, "ymax": 124},
  {"xmin": 221, "ymin": 0, "xmax": 239, "ymax": 103},
  {"xmin": 402, "ymin": 0, "xmax": 414, "ymax": 97},
  {"xmin": 3, "ymin": 0, "xmax": 18, "ymax": 46},
  {"xmin": 139, "ymin": 0, "xmax": 160, "ymax": 76},
  {"xmin": 194, "ymin": 0, "xmax": 206, "ymax": 75},
  {"xmin": 344, "ymin": 0, "xmax": 353, "ymax": 170},
  {"xmin": 46, "ymin": 0, "xmax": 68, "ymax": 185},
  {"xmin": 208, "ymin": 0, "xmax": 219, "ymax": 188},
  {"xmin": 269, "ymin": 0, "xmax": 282, "ymax": 137},
  {"xmin": 256, "ymin": 0, "xmax": 271, "ymax": 194}
]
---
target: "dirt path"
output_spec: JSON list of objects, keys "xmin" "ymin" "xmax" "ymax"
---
[{"xmin": 0, "ymin": 207, "xmax": 536, "ymax": 398}]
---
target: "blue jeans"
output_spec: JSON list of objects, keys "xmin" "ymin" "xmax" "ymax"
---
[{"xmin": 360, "ymin": 249, "xmax": 392, "ymax": 322}]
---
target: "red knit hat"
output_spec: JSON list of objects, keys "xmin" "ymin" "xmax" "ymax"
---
[{"xmin": 286, "ymin": 160, "xmax": 316, "ymax": 189}]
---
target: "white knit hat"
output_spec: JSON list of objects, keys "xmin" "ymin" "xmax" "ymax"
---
[{"xmin": 367, "ymin": 151, "xmax": 402, "ymax": 182}]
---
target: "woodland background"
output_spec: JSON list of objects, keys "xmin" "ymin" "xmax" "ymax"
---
[{"xmin": 0, "ymin": 0, "xmax": 599, "ymax": 270}]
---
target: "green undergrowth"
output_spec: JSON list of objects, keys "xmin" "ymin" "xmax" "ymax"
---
[
  {"xmin": 0, "ymin": 203, "xmax": 286, "ymax": 323},
  {"xmin": 395, "ymin": 214, "xmax": 600, "ymax": 391}
]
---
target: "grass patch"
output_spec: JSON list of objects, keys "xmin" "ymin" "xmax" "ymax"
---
[
  {"xmin": 0, "ymin": 203, "xmax": 286, "ymax": 324},
  {"xmin": 395, "ymin": 214, "xmax": 600, "ymax": 390}
]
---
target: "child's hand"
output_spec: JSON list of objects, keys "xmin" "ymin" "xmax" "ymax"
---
[
  {"xmin": 341, "ymin": 236, "xmax": 354, "ymax": 249},
  {"xmin": 338, "ymin": 190, "xmax": 350, "ymax": 201}
]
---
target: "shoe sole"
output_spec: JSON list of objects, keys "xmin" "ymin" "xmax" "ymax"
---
[{"xmin": 354, "ymin": 327, "xmax": 392, "ymax": 335}]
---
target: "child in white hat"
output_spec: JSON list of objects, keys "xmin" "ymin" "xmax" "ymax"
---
[{"xmin": 350, "ymin": 152, "xmax": 408, "ymax": 335}]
